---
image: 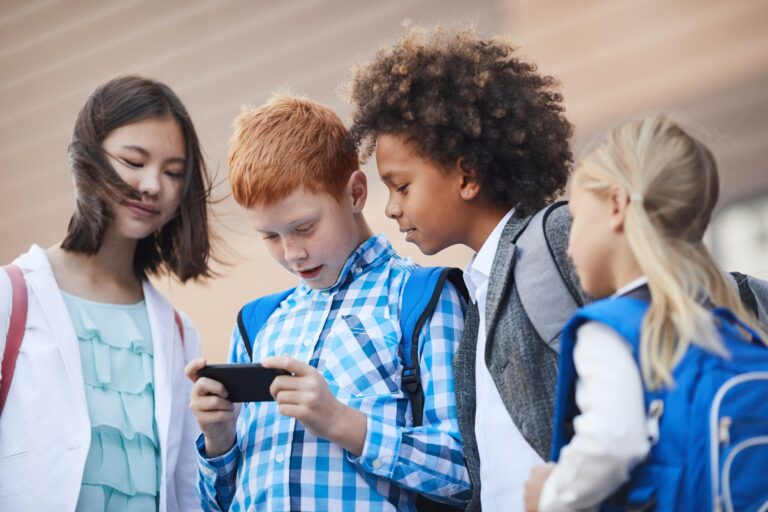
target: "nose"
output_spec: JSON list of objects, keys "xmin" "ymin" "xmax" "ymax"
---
[
  {"xmin": 384, "ymin": 196, "xmax": 402, "ymax": 220},
  {"xmin": 138, "ymin": 168, "xmax": 161, "ymax": 198},
  {"xmin": 282, "ymin": 237, "xmax": 307, "ymax": 264}
]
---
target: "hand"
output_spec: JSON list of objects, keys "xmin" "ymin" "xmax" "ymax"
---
[
  {"xmin": 185, "ymin": 357, "xmax": 241, "ymax": 458},
  {"xmin": 263, "ymin": 355, "xmax": 367, "ymax": 455},
  {"xmin": 524, "ymin": 463, "xmax": 556, "ymax": 512}
]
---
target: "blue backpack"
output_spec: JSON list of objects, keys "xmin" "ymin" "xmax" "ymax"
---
[
  {"xmin": 236, "ymin": 266, "xmax": 467, "ymax": 427},
  {"xmin": 551, "ymin": 296, "xmax": 768, "ymax": 511}
]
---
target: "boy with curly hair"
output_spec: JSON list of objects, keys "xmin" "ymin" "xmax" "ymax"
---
[
  {"xmin": 346, "ymin": 26, "xmax": 588, "ymax": 511},
  {"xmin": 185, "ymin": 94, "xmax": 471, "ymax": 511}
]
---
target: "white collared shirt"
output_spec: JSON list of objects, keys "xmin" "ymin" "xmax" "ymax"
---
[
  {"xmin": 464, "ymin": 209, "xmax": 544, "ymax": 512},
  {"xmin": 539, "ymin": 276, "xmax": 651, "ymax": 511}
]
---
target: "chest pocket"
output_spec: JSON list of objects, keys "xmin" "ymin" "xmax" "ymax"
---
[{"xmin": 320, "ymin": 314, "xmax": 403, "ymax": 399}]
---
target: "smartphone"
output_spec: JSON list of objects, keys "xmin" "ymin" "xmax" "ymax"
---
[{"xmin": 196, "ymin": 363, "xmax": 290, "ymax": 402}]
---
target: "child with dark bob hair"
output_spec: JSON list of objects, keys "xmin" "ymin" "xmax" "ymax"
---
[
  {"xmin": 347, "ymin": 26, "xmax": 588, "ymax": 511},
  {"xmin": 0, "ymin": 75, "xmax": 214, "ymax": 511}
]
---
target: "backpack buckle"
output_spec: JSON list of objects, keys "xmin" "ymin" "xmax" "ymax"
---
[{"xmin": 401, "ymin": 367, "xmax": 420, "ymax": 393}]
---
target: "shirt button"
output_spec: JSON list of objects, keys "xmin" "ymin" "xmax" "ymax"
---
[
  {"xmin": 275, "ymin": 453, "xmax": 285, "ymax": 463},
  {"xmin": 372, "ymin": 459, "xmax": 382, "ymax": 469},
  {"xmin": 303, "ymin": 338, "xmax": 313, "ymax": 347},
  {"xmin": 481, "ymin": 469, "xmax": 489, "ymax": 480},
  {"xmin": 354, "ymin": 266, "xmax": 363, "ymax": 274}
]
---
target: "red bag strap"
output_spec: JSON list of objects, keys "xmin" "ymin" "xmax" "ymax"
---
[
  {"xmin": 174, "ymin": 309, "xmax": 184, "ymax": 346},
  {"xmin": 1, "ymin": 265, "xmax": 28, "ymax": 415}
]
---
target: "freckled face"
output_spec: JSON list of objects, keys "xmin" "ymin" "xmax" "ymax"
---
[
  {"xmin": 567, "ymin": 167, "xmax": 617, "ymax": 298},
  {"xmin": 375, "ymin": 134, "xmax": 467, "ymax": 255},
  {"xmin": 245, "ymin": 187, "xmax": 362, "ymax": 289}
]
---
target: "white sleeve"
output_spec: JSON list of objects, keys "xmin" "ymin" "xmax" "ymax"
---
[
  {"xmin": 0, "ymin": 270, "xmax": 13, "ymax": 384},
  {"xmin": 539, "ymin": 321, "xmax": 651, "ymax": 512},
  {"xmin": 174, "ymin": 312, "xmax": 204, "ymax": 511}
]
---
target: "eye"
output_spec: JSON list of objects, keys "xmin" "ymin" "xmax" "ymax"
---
[
  {"xmin": 120, "ymin": 158, "xmax": 143, "ymax": 168},
  {"xmin": 296, "ymin": 224, "xmax": 314, "ymax": 235},
  {"xmin": 395, "ymin": 184, "xmax": 409, "ymax": 194},
  {"xmin": 164, "ymin": 169, "xmax": 185, "ymax": 179},
  {"xmin": 262, "ymin": 233, "xmax": 279, "ymax": 241}
]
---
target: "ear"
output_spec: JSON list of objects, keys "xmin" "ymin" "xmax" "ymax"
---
[
  {"xmin": 346, "ymin": 170, "xmax": 368, "ymax": 213},
  {"xmin": 455, "ymin": 157, "xmax": 481, "ymax": 201},
  {"xmin": 608, "ymin": 184, "xmax": 630, "ymax": 233}
]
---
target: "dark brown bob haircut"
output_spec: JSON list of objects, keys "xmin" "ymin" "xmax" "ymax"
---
[{"xmin": 61, "ymin": 75, "xmax": 213, "ymax": 282}]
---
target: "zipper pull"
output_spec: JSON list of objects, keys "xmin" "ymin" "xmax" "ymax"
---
[
  {"xmin": 718, "ymin": 416, "xmax": 732, "ymax": 445},
  {"xmin": 646, "ymin": 399, "xmax": 664, "ymax": 445}
]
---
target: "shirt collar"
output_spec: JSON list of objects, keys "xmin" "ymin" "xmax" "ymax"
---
[
  {"xmin": 612, "ymin": 276, "xmax": 649, "ymax": 298},
  {"xmin": 463, "ymin": 209, "xmax": 515, "ymax": 299},
  {"xmin": 298, "ymin": 234, "xmax": 395, "ymax": 295}
]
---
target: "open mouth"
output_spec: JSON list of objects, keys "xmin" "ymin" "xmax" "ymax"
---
[{"xmin": 297, "ymin": 265, "xmax": 323, "ymax": 279}]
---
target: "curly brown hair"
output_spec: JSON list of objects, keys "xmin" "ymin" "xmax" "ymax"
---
[{"xmin": 347, "ymin": 25, "xmax": 573, "ymax": 216}]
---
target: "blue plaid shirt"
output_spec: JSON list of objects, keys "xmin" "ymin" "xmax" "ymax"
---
[{"xmin": 196, "ymin": 235, "xmax": 470, "ymax": 511}]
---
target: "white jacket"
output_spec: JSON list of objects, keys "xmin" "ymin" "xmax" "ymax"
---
[{"xmin": 0, "ymin": 245, "xmax": 201, "ymax": 511}]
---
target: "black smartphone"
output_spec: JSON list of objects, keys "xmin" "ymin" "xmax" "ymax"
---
[{"xmin": 196, "ymin": 363, "xmax": 290, "ymax": 402}]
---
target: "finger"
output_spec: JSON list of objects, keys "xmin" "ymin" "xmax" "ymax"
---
[
  {"xmin": 273, "ymin": 390, "xmax": 303, "ymax": 405},
  {"xmin": 269, "ymin": 374, "xmax": 301, "ymax": 398},
  {"xmin": 275, "ymin": 402, "xmax": 304, "ymax": 419},
  {"xmin": 184, "ymin": 357, "xmax": 207, "ymax": 382},
  {"xmin": 197, "ymin": 410, "xmax": 238, "ymax": 425},
  {"xmin": 261, "ymin": 355, "xmax": 310, "ymax": 376},
  {"xmin": 193, "ymin": 377, "xmax": 229, "ymax": 398},
  {"xmin": 194, "ymin": 393, "xmax": 236, "ymax": 411}
]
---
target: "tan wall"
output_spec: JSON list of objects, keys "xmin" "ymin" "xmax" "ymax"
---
[
  {"xmin": 2, "ymin": 0, "xmax": 767, "ymax": 361},
  {"xmin": 0, "ymin": 0, "xmax": 493, "ymax": 361}
]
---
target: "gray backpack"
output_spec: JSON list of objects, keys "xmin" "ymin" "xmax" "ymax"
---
[{"xmin": 514, "ymin": 201, "xmax": 768, "ymax": 353}]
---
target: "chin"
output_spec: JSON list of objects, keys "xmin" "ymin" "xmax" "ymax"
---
[{"xmin": 418, "ymin": 239, "xmax": 452, "ymax": 256}]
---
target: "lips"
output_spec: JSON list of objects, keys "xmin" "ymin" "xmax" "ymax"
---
[
  {"xmin": 297, "ymin": 265, "xmax": 323, "ymax": 279},
  {"xmin": 399, "ymin": 227, "xmax": 416, "ymax": 242},
  {"xmin": 125, "ymin": 200, "xmax": 160, "ymax": 218}
]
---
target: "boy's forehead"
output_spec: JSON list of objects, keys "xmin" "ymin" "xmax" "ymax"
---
[{"xmin": 244, "ymin": 187, "xmax": 337, "ymax": 227}]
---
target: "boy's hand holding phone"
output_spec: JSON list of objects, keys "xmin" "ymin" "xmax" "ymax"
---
[
  {"xmin": 185, "ymin": 357, "xmax": 241, "ymax": 458},
  {"xmin": 262, "ymin": 355, "xmax": 367, "ymax": 456}
]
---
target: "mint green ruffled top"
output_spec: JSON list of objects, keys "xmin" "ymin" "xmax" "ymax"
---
[{"xmin": 62, "ymin": 292, "xmax": 161, "ymax": 512}]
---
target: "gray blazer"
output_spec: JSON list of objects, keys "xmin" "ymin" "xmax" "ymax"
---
[{"xmin": 454, "ymin": 205, "xmax": 588, "ymax": 511}]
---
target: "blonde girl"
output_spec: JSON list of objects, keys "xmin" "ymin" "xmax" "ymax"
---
[{"xmin": 524, "ymin": 115, "xmax": 767, "ymax": 511}]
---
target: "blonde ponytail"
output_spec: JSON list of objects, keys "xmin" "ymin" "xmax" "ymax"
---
[{"xmin": 580, "ymin": 115, "xmax": 765, "ymax": 390}]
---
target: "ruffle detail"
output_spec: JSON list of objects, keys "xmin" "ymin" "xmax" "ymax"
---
[
  {"xmin": 81, "ymin": 429, "xmax": 160, "ymax": 497},
  {"xmin": 77, "ymin": 482, "xmax": 158, "ymax": 512},
  {"xmin": 62, "ymin": 294, "xmax": 161, "ymax": 506},
  {"xmin": 83, "ymin": 385, "xmax": 157, "ymax": 441}
]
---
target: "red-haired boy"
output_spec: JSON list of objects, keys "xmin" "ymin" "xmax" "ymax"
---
[{"xmin": 185, "ymin": 95, "xmax": 470, "ymax": 511}]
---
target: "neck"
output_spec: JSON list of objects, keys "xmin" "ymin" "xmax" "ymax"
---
[
  {"xmin": 353, "ymin": 213, "xmax": 375, "ymax": 248},
  {"xmin": 49, "ymin": 228, "xmax": 141, "ymax": 292},
  {"xmin": 611, "ymin": 242, "xmax": 645, "ymax": 293},
  {"xmin": 463, "ymin": 202, "xmax": 511, "ymax": 253}
]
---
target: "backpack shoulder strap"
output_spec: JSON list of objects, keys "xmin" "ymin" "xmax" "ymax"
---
[
  {"xmin": 400, "ymin": 266, "xmax": 468, "ymax": 427},
  {"xmin": 514, "ymin": 201, "xmax": 583, "ymax": 351},
  {"xmin": 173, "ymin": 309, "xmax": 184, "ymax": 345},
  {"xmin": 1, "ymin": 265, "xmax": 28, "ymax": 415},
  {"xmin": 729, "ymin": 271, "xmax": 759, "ymax": 320},
  {"xmin": 236, "ymin": 288, "xmax": 295, "ymax": 360}
]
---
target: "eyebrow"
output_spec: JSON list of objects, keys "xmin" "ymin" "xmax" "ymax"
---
[
  {"xmin": 286, "ymin": 214, "xmax": 318, "ymax": 227},
  {"xmin": 379, "ymin": 169, "xmax": 403, "ymax": 183},
  {"xmin": 121, "ymin": 145, "xmax": 186, "ymax": 165}
]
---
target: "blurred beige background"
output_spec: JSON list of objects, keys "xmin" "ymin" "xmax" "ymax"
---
[{"xmin": 2, "ymin": 0, "xmax": 767, "ymax": 362}]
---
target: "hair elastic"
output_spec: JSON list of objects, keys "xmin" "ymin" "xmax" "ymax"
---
[{"xmin": 630, "ymin": 192, "xmax": 644, "ymax": 202}]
